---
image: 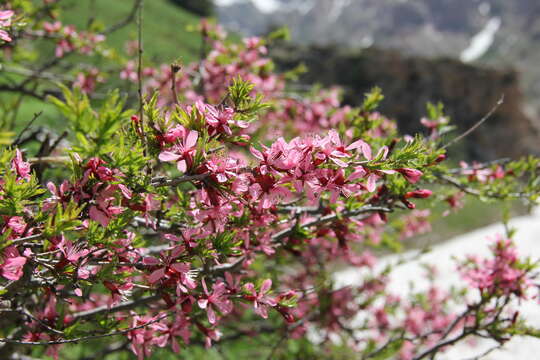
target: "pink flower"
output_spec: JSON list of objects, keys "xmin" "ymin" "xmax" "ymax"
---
[
  {"xmin": 88, "ymin": 185, "xmax": 127, "ymax": 227},
  {"xmin": 58, "ymin": 236, "xmax": 90, "ymax": 264},
  {"xmin": 243, "ymin": 279, "xmax": 277, "ymax": 319},
  {"xmin": 143, "ymin": 246, "xmax": 196, "ymax": 294},
  {"xmin": 159, "ymin": 128, "xmax": 198, "ymax": 172},
  {"xmin": 12, "ymin": 149, "xmax": 31, "ymax": 180},
  {"xmin": 104, "ymin": 280, "xmax": 133, "ymax": 306},
  {"xmin": 315, "ymin": 130, "xmax": 360, "ymax": 167},
  {"xmin": 43, "ymin": 21, "xmax": 62, "ymax": 34},
  {"xmin": 201, "ymin": 156, "xmax": 241, "ymax": 183},
  {"xmin": 74, "ymin": 68, "xmax": 103, "ymax": 94},
  {"xmin": 0, "ymin": 246, "xmax": 27, "ymax": 281},
  {"xmin": 459, "ymin": 236, "xmax": 532, "ymax": 298},
  {"xmin": 120, "ymin": 60, "xmax": 138, "ymax": 82},
  {"xmin": 404, "ymin": 307, "xmax": 426, "ymax": 335},
  {"xmin": 196, "ymin": 101, "xmax": 238, "ymax": 136},
  {"xmin": 198, "ymin": 280, "xmax": 232, "ymax": 324},
  {"xmin": 249, "ymin": 172, "xmax": 292, "ymax": 209},
  {"xmin": 4, "ymin": 216, "xmax": 26, "ymax": 236},
  {"xmin": 127, "ymin": 314, "xmax": 163, "ymax": 360},
  {"xmin": 195, "ymin": 322, "xmax": 222, "ymax": 348},
  {"xmin": 0, "ymin": 10, "xmax": 14, "ymax": 26},
  {"xmin": 0, "ymin": 10, "xmax": 14, "ymax": 42},
  {"xmin": 152, "ymin": 314, "xmax": 191, "ymax": 353}
]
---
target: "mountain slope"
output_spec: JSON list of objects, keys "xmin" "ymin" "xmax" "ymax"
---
[{"xmin": 217, "ymin": 0, "xmax": 540, "ymax": 115}]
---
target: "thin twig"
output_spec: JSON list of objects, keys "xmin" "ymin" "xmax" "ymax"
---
[
  {"xmin": 28, "ymin": 156, "xmax": 70, "ymax": 164},
  {"xmin": 150, "ymin": 173, "xmax": 209, "ymax": 187},
  {"xmin": 442, "ymin": 95, "xmax": 504, "ymax": 149},
  {"xmin": 18, "ymin": 307, "xmax": 64, "ymax": 335},
  {"xmin": 271, "ymin": 205, "xmax": 392, "ymax": 243},
  {"xmin": 447, "ymin": 158, "xmax": 511, "ymax": 174},
  {"xmin": 72, "ymin": 294, "xmax": 161, "ymax": 321},
  {"xmin": 462, "ymin": 344, "xmax": 504, "ymax": 360},
  {"xmin": 170, "ymin": 63, "xmax": 181, "ymax": 105},
  {"xmin": 412, "ymin": 329, "xmax": 475, "ymax": 360},
  {"xmin": 13, "ymin": 112, "xmax": 42, "ymax": 146},
  {"xmin": 104, "ymin": 0, "xmax": 143, "ymax": 34},
  {"xmin": 0, "ymin": 314, "xmax": 168, "ymax": 345},
  {"xmin": 136, "ymin": 0, "xmax": 146, "ymax": 155}
]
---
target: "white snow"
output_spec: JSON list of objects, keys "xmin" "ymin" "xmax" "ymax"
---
[
  {"xmin": 335, "ymin": 208, "xmax": 540, "ymax": 359},
  {"xmin": 214, "ymin": 0, "xmax": 281, "ymax": 13},
  {"xmin": 479, "ymin": 2, "xmax": 491, "ymax": 17},
  {"xmin": 460, "ymin": 17, "xmax": 501, "ymax": 63},
  {"xmin": 328, "ymin": 0, "xmax": 353, "ymax": 22},
  {"xmin": 296, "ymin": 0, "xmax": 316, "ymax": 15},
  {"xmin": 214, "ymin": 0, "xmax": 240, "ymax": 6}
]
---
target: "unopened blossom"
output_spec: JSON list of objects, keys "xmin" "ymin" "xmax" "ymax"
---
[
  {"xmin": 404, "ymin": 189, "xmax": 433, "ymax": 199},
  {"xmin": 397, "ymin": 168, "xmax": 423, "ymax": 184}
]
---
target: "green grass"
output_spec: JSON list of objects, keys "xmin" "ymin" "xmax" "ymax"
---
[
  {"xmin": 60, "ymin": 0, "xmax": 203, "ymax": 63},
  {"xmin": 1, "ymin": 0, "xmax": 204, "ymax": 137}
]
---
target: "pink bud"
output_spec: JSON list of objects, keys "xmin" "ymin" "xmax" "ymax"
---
[{"xmin": 405, "ymin": 189, "xmax": 433, "ymax": 199}]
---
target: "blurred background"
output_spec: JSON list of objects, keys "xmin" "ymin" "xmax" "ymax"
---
[{"xmin": 214, "ymin": 0, "xmax": 540, "ymax": 162}]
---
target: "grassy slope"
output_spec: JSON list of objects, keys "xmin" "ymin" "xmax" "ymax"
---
[
  {"xmin": 5, "ymin": 0, "xmax": 203, "ymax": 132},
  {"xmin": 60, "ymin": 0, "xmax": 203, "ymax": 63}
]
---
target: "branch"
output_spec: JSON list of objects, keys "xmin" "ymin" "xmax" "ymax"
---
[
  {"xmin": 436, "ymin": 173, "xmax": 532, "ymax": 199},
  {"xmin": 412, "ymin": 329, "xmax": 475, "ymax": 360},
  {"xmin": 447, "ymin": 158, "xmax": 511, "ymax": 174},
  {"xmin": 13, "ymin": 112, "xmax": 42, "ymax": 146},
  {"xmin": 28, "ymin": 156, "xmax": 71, "ymax": 164},
  {"xmin": 150, "ymin": 173, "xmax": 209, "ymax": 187},
  {"xmin": 136, "ymin": 0, "xmax": 145, "ymax": 153},
  {"xmin": 0, "ymin": 84, "xmax": 49, "ymax": 101},
  {"xmin": 462, "ymin": 344, "xmax": 504, "ymax": 360},
  {"xmin": 442, "ymin": 95, "xmax": 504, "ymax": 150},
  {"xmin": 272, "ymin": 205, "xmax": 392, "ymax": 243},
  {"xmin": 0, "ymin": 314, "xmax": 168, "ymax": 345},
  {"xmin": 103, "ymin": 0, "xmax": 143, "ymax": 34},
  {"xmin": 71, "ymin": 294, "xmax": 161, "ymax": 321}
]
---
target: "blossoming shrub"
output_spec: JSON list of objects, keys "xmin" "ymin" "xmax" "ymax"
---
[{"xmin": 1, "ymin": 2, "xmax": 540, "ymax": 359}]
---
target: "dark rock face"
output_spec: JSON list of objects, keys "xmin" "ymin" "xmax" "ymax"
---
[
  {"xmin": 217, "ymin": 0, "xmax": 540, "ymax": 117},
  {"xmin": 272, "ymin": 45, "xmax": 539, "ymax": 161}
]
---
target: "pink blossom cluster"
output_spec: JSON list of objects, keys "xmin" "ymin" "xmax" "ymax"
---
[
  {"xmin": 0, "ymin": 9, "xmax": 14, "ymax": 42},
  {"xmin": 459, "ymin": 236, "xmax": 534, "ymax": 298},
  {"xmin": 42, "ymin": 21, "xmax": 105, "ymax": 58}
]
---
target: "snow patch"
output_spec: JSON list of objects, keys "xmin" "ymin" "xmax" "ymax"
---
[
  {"xmin": 335, "ymin": 207, "xmax": 540, "ymax": 359},
  {"xmin": 214, "ymin": 0, "xmax": 241, "ymax": 6},
  {"xmin": 215, "ymin": 0, "xmax": 281, "ymax": 13},
  {"xmin": 296, "ymin": 0, "xmax": 316, "ymax": 15},
  {"xmin": 328, "ymin": 0, "xmax": 352, "ymax": 22},
  {"xmin": 460, "ymin": 17, "xmax": 501, "ymax": 63},
  {"xmin": 479, "ymin": 2, "xmax": 491, "ymax": 16}
]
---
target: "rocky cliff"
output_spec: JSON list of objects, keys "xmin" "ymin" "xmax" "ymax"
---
[
  {"xmin": 217, "ymin": 0, "xmax": 540, "ymax": 117},
  {"xmin": 272, "ymin": 44, "xmax": 539, "ymax": 160}
]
